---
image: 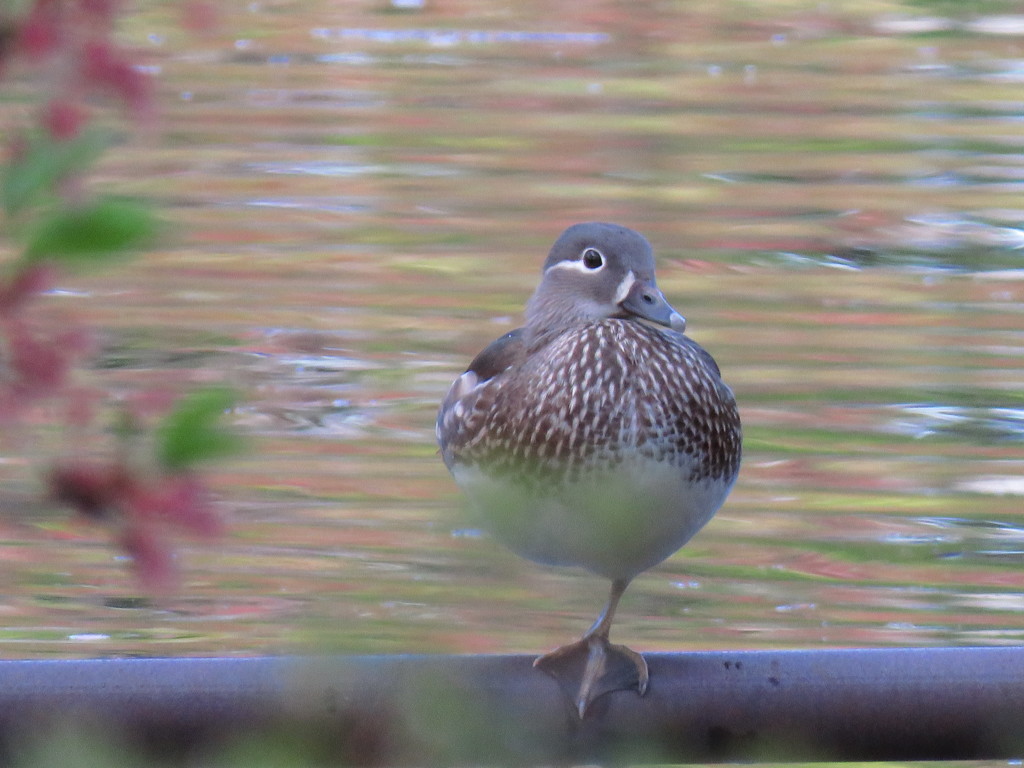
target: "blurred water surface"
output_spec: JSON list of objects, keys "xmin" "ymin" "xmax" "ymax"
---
[{"xmin": 1, "ymin": 0, "xmax": 1023, "ymax": 665}]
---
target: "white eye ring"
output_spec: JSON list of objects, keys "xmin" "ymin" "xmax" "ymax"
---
[{"xmin": 582, "ymin": 248, "xmax": 604, "ymax": 269}]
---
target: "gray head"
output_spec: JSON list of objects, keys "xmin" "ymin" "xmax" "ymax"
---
[{"xmin": 526, "ymin": 223, "xmax": 686, "ymax": 341}]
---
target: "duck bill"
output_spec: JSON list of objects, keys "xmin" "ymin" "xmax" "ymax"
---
[{"xmin": 619, "ymin": 280, "xmax": 686, "ymax": 332}]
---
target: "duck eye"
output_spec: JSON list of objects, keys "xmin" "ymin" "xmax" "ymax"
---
[{"xmin": 582, "ymin": 248, "xmax": 603, "ymax": 269}]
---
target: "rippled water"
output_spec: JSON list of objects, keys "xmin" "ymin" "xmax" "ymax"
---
[{"xmin": 1, "ymin": 1, "xmax": 1023, "ymax": 671}]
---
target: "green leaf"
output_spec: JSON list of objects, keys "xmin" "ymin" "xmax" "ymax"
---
[
  {"xmin": 2, "ymin": 128, "xmax": 111, "ymax": 215},
  {"xmin": 156, "ymin": 387, "xmax": 244, "ymax": 471},
  {"xmin": 23, "ymin": 197, "xmax": 158, "ymax": 267}
]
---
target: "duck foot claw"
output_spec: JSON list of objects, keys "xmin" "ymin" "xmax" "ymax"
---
[{"xmin": 534, "ymin": 635, "xmax": 648, "ymax": 717}]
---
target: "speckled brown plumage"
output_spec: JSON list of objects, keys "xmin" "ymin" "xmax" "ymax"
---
[
  {"xmin": 439, "ymin": 319, "xmax": 739, "ymax": 487},
  {"xmin": 435, "ymin": 222, "xmax": 741, "ymax": 717}
]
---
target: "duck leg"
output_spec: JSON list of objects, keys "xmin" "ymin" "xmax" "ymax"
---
[{"xmin": 534, "ymin": 578, "xmax": 648, "ymax": 717}]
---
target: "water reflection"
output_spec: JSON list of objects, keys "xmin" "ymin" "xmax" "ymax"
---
[
  {"xmin": 889, "ymin": 404, "xmax": 1024, "ymax": 441},
  {"xmin": 0, "ymin": 1, "xmax": 1021, "ymax": 668},
  {"xmin": 311, "ymin": 28, "xmax": 611, "ymax": 46}
]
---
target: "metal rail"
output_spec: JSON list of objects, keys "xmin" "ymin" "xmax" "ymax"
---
[{"xmin": 1, "ymin": 647, "xmax": 1022, "ymax": 764}]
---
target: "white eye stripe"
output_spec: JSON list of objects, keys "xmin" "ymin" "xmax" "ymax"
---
[
  {"xmin": 548, "ymin": 258, "xmax": 605, "ymax": 275},
  {"xmin": 613, "ymin": 270, "xmax": 636, "ymax": 304}
]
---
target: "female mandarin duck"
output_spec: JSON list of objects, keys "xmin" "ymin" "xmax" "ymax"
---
[{"xmin": 437, "ymin": 222, "xmax": 741, "ymax": 717}]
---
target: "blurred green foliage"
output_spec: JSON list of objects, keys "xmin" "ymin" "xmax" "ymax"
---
[
  {"xmin": 156, "ymin": 386, "xmax": 244, "ymax": 471},
  {"xmin": 2, "ymin": 129, "xmax": 109, "ymax": 215},
  {"xmin": 23, "ymin": 197, "xmax": 157, "ymax": 266}
]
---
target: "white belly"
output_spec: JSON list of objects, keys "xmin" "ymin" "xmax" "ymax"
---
[{"xmin": 452, "ymin": 458, "xmax": 734, "ymax": 581}]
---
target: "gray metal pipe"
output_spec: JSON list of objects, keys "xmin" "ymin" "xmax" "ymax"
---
[{"xmin": 0, "ymin": 647, "xmax": 1022, "ymax": 764}]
